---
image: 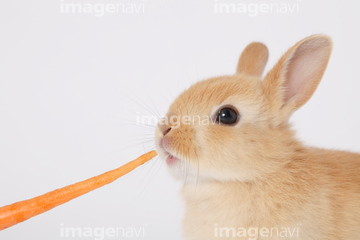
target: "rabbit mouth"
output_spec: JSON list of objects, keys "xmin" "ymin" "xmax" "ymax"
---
[
  {"xmin": 158, "ymin": 138, "xmax": 179, "ymax": 165},
  {"xmin": 157, "ymin": 141, "xmax": 209, "ymax": 183},
  {"xmin": 166, "ymin": 154, "xmax": 178, "ymax": 165}
]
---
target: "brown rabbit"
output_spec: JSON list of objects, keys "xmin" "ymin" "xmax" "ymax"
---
[{"xmin": 155, "ymin": 35, "xmax": 360, "ymax": 239}]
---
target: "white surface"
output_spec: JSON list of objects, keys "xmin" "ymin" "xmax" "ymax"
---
[{"xmin": 0, "ymin": 0, "xmax": 359, "ymax": 239}]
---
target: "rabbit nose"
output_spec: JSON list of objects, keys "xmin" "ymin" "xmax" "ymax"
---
[{"xmin": 163, "ymin": 127, "xmax": 172, "ymax": 136}]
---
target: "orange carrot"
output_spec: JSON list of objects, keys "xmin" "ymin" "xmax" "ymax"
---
[{"xmin": 0, "ymin": 150, "xmax": 157, "ymax": 231}]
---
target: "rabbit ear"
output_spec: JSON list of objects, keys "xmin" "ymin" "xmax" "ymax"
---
[
  {"xmin": 236, "ymin": 42, "xmax": 269, "ymax": 77},
  {"xmin": 263, "ymin": 34, "xmax": 333, "ymax": 116}
]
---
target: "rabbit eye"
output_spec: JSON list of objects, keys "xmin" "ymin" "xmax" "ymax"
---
[{"xmin": 215, "ymin": 107, "xmax": 239, "ymax": 125}]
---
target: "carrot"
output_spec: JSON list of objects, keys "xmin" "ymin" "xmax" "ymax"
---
[{"xmin": 0, "ymin": 150, "xmax": 157, "ymax": 231}]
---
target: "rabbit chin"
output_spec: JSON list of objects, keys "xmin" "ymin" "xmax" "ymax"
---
[
  {"xmin": 156, "ymin": 150, "xmax": 211, "ymax": 184},
  {"xmin": 165, "ymin": 156, "xmax": 262, "ymax": 184},
  {"xmin": 156, "ymin": 146, "xmax": 263, "ymax": 183}
]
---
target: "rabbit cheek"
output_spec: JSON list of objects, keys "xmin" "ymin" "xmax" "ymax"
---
[{"xmin": 170, "ymin": 125, "xmax": 197, "ymax": 160}]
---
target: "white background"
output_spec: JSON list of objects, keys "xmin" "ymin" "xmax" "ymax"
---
[{"xmin": 0, "ymin": 0, "xmax": 359, "ymax": 239}]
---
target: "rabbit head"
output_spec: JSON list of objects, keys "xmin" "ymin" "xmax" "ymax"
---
[{"xmin": 155, "ymin": 35, "xmax": 332, "ymax": 183}]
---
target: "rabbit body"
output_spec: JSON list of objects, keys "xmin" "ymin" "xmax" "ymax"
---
[
  {"xmin": 155, "ymin": 35, "xmax": 360, "ymax": 239},
  {"xmin": 182, "ymin": 148, "xmax": 360, "ymax": 239}
]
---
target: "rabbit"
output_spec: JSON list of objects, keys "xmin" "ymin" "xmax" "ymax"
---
[{"xmin": 155, "ymin": 34, "xmax": 360, "ymax": 239}]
